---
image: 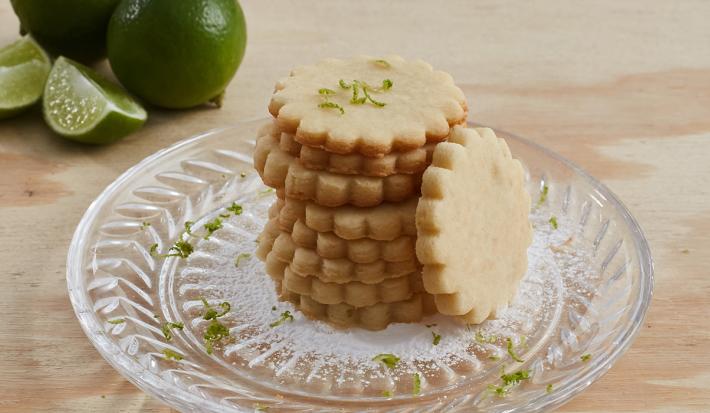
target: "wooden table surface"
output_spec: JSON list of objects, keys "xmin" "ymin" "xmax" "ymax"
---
[{"xmin": 1, "ymin": 1, "xmax": 709, "ymax": 412}]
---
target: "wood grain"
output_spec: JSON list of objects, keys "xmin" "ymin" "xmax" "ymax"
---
[{"xmin": 1, "ymin": 1, "xmax": 709, "ymax": 411}]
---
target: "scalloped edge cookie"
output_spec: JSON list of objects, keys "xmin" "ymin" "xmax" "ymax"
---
[
  {"xmin": 416, "ymin": 126, "xmax": 533, "ymax": 324},
  {"xmin": 274, "ymin": 279, "xmax": 437, "ymax": 331},
  {"xmin": 266, "ymin": 263, "xmax": 422, "ymax": 307},
  {"xmin": 254, "ymin": 133, "xmax": 421, "ymax": 207},
  {"xmin": 271, "ymin": 197, "xmax": 418, "ymax": 241},
  {"xmin": 268, "ymin": 55, "xmax": 467, "ymax": 156},
  {"xmin": 257, "ymin": 217, "xmax": 418, "ymax": 284}
]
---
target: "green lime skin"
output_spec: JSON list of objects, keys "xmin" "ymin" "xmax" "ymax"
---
[
  {"xmin": 10, "ymin": 0, "xmax": 120, "ymax": 62},
  {"xmin": 107, "ymin": 0, "xmax": 247, "ymax": 109},
  {"xmin": 43, "ymin": 57, "xmax": 147, "ymax": 145}
]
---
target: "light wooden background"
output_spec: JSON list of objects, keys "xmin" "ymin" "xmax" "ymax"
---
[{"xmin": 1, "ymin": 1, "xmax": 709, "ymax": 412}]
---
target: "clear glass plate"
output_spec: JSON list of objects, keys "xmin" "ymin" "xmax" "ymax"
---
[{"xmin": 67, "ymin": 119, "xmax": 653, "ymax": 412}]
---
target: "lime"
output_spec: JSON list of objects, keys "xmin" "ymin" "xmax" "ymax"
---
[
  {"xmin": 0, "ymin": 36, "xmax": 51, "ymax": 119},
  {"xmin": 10, "ymin": 0, "xmax": 120, "ymax": 62},
  {"xmin": 107, "ymin": 0, "xmax": 247, "ymax": 109},
  {"xmin": 43, "ymin": 57, "xmax": 147, "ymax": 144}
]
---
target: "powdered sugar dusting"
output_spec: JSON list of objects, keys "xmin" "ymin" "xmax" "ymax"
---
[{"xmin": 175, "ymin": 196, "xmax": 596, "ymax": 396}]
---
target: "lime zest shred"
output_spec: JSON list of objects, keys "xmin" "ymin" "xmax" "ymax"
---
[
  {"xmin": 162, "ymin": 349, "xmax": 183, "ymax": 361},
  {"xmin": 372, "ymin": 59, "xmax": 391, "ymax": 68},
  {"xmin": 581, "ymin": 353, "xmax": 592, "ymax": 362},
  {"xmin": 161, "ymin": 321, "xmax": 184, "ymax": 341},
  {"xmin": 475, "ymin": 330, "xmax": 498, "ymax": 344},
  {"xmin": 549, "ymin": 216, "xmax": 558, "ymax": 230},
  {"xmin": 140, "ymin": 221, "xmax": 150, "ymax": 230},
  {"xmin": 269, "ymin": 310, "xmax": 294, "ymax": 327},
  {"xmin": 150, "ymin": 239, "xmax": 193, "ymax": 259},
  {"xmin": 203, "ymin": 320, "xmax": 230, "ymax": 355},
  {"xmin": 546, "ymin": 383, "xmax": 554, "ymax": 393},
  {"xmin": 537, "ymin": 184, "xmax": 549, "ymax": 206},
  {"xmin": 198, "ymin": 297, "xmax": 232, "ymax": 354},
  {"xmin": 413, "ymin": 372, "xmax": 421, "ymax": 395},
  {"xmin": 488, "ymin": 369, "xmax": 531, "ymax": 397},
  {"xmin": 381, "ymin": 390, "xmax": 392, "ymax": 397},
  {"xmin": 258, "ymin": 188, "xmax": 275, "ymax": 197},
  {"xmin": 489, "ymin": 355, "xmax": 501, "ymax": 361},
  {"xmin": 227, "ymin": 202, "xmax": 243, "ymax": 215},
  {"xmin": 108, "ymin": 318, "xmax": 126, "ymax": 324},
  {"xmin": 506, "ymin": 337, "xmax": 524, "ymax": 363},
  {"xmin": 235, "ymin": 252, "xmax": 251, "ymax": 267},
  {"xmin": 240, "ymin": 171, "xmax": 247, "ymax": 178},
  {"xmin": 318, "ymin": 88, "xmax": 336, "ymax": 95},
  {"xmin": 203, "ymin": 217, "xmax": 223, "ymax": 240},
  {"xmin": 254, "ymin": 403, "xmax": 269, "ymax": 411},
  {"xmin": 432, "ymin": 331, "xmax": 442, "ymax": 346},
  {"xmin": 318, "ymin": 101, "xmax": 345, "ymax": 114},
  {"xmin": 184, "ymin": 221, "xmax": 194, "ymax": 235},
  {"xmin": 372, "ymin": 353, "xmax": 400, "ymax": 369},
  {"xmin": 360, "ymin": 84, "xmax": 386, "ymax": 107}
]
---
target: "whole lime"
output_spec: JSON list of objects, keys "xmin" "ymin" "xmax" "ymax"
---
[
  {"xmin": 107, "ymin": 0, "xmax": 247, "ymax": 109},
  {"xmin": 10, "ymin": 0, "xmax": 119, "ymax": 62}
]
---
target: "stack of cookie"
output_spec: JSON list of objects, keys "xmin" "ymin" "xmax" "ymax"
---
[{"xmin": 255, "ymin": 56, "xmax": 468, "ymax": 330}]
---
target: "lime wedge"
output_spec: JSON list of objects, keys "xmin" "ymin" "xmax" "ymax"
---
[
  {"xmin": 43, "ymin": 56, "xmax": 147, "ymax": 144},
  {"xmin": 0, "ymin": 36, "xmax": 51, "ymax": 119}
]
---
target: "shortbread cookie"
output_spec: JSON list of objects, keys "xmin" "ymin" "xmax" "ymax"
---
[
  {"xmin": 268, "ymin": 55, "xmax": 467, "ymax": 156},
  {"xmin": 291, "ymin": 220, "xmax": 416, "ymax": 263},
  {"xmin": 276, "ymin": 280, "xmax": 437, "ymax": 331},
  {"xmin": 254, "ymin": 133, "xmax": 421, "ymax": 207},
  {"xmin": 272, "ymin": 197, "xmax": 417, "ymax": 241},
  {"xmin": 272, "ymin": 231, "xmax": 419, "ymax": 283},
  {"xmin": 267, "ymin": 264, "xmax": 422, "ymax": 307},
  {"xmin": 258, "ymin": 219, "xmax": 418, "ymax": 284},
  {"xmin": 416, "ymin": 126, "xmax": 533, "ymax": 324},
  {"xmin": 270, "ymin": 201, "xmax": 416, "ymax": 263}
]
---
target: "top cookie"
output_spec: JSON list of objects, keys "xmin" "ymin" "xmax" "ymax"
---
[
  {"xmin": 416, "ymin": 126, "xmax": 533, "ymax": 324},
  {"xmin": 268, "ymin": 55, "xmax": 467, "ymax": 157}
]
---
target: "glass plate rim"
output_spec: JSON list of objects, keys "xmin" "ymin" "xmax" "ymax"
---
[{"xmin": 66, "ymin": 118, "xmax": 654, "ymax": 412}]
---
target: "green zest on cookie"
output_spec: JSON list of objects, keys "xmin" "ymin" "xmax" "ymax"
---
[
  {"xmin": 432, "ymin": 331, "xmax": 442, "ymax": 346},
  {"xmin": 107, "ymin": 318, "xmax": 125, "ymax": 324},
  {"xmin": 372, "ymin": 59, "xmax": 390, "ymax": 68},
  {"xmin": 549, "ymin": 216, "xmax": 558, "ymax": 230},
  {"xmin": 372, "ymin": 353, "xmax": 400, "ymax": 369}
]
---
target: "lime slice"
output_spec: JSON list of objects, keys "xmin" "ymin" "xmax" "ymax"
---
[
  {"xmin": 43, "ymin": 56, "xmax": 147, "ymax": 144},
  {"xmin": 0, "ymin": 36, "xmax": 51, "ymax": 119}
]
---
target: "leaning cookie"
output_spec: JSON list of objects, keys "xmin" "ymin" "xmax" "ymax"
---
[
  {"xmin": 416, "ymin": 126, "xmax": 533, "ymax": 324},
  {"xmin": 254, "ymin": 133, "xmax": 421, "ymax": 207},
  {"xmin": 268, "ymin": 55, "xmax": 467, "ymax": 157}
]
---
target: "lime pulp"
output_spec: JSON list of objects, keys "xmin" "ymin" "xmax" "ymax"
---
[
  {"xmin": 0, "ymin": 36, "xmax": 51, "ymax": 119},
  {"xmin": 43, "ymin": 56, "xmax": 147, "ymax": 144}
]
